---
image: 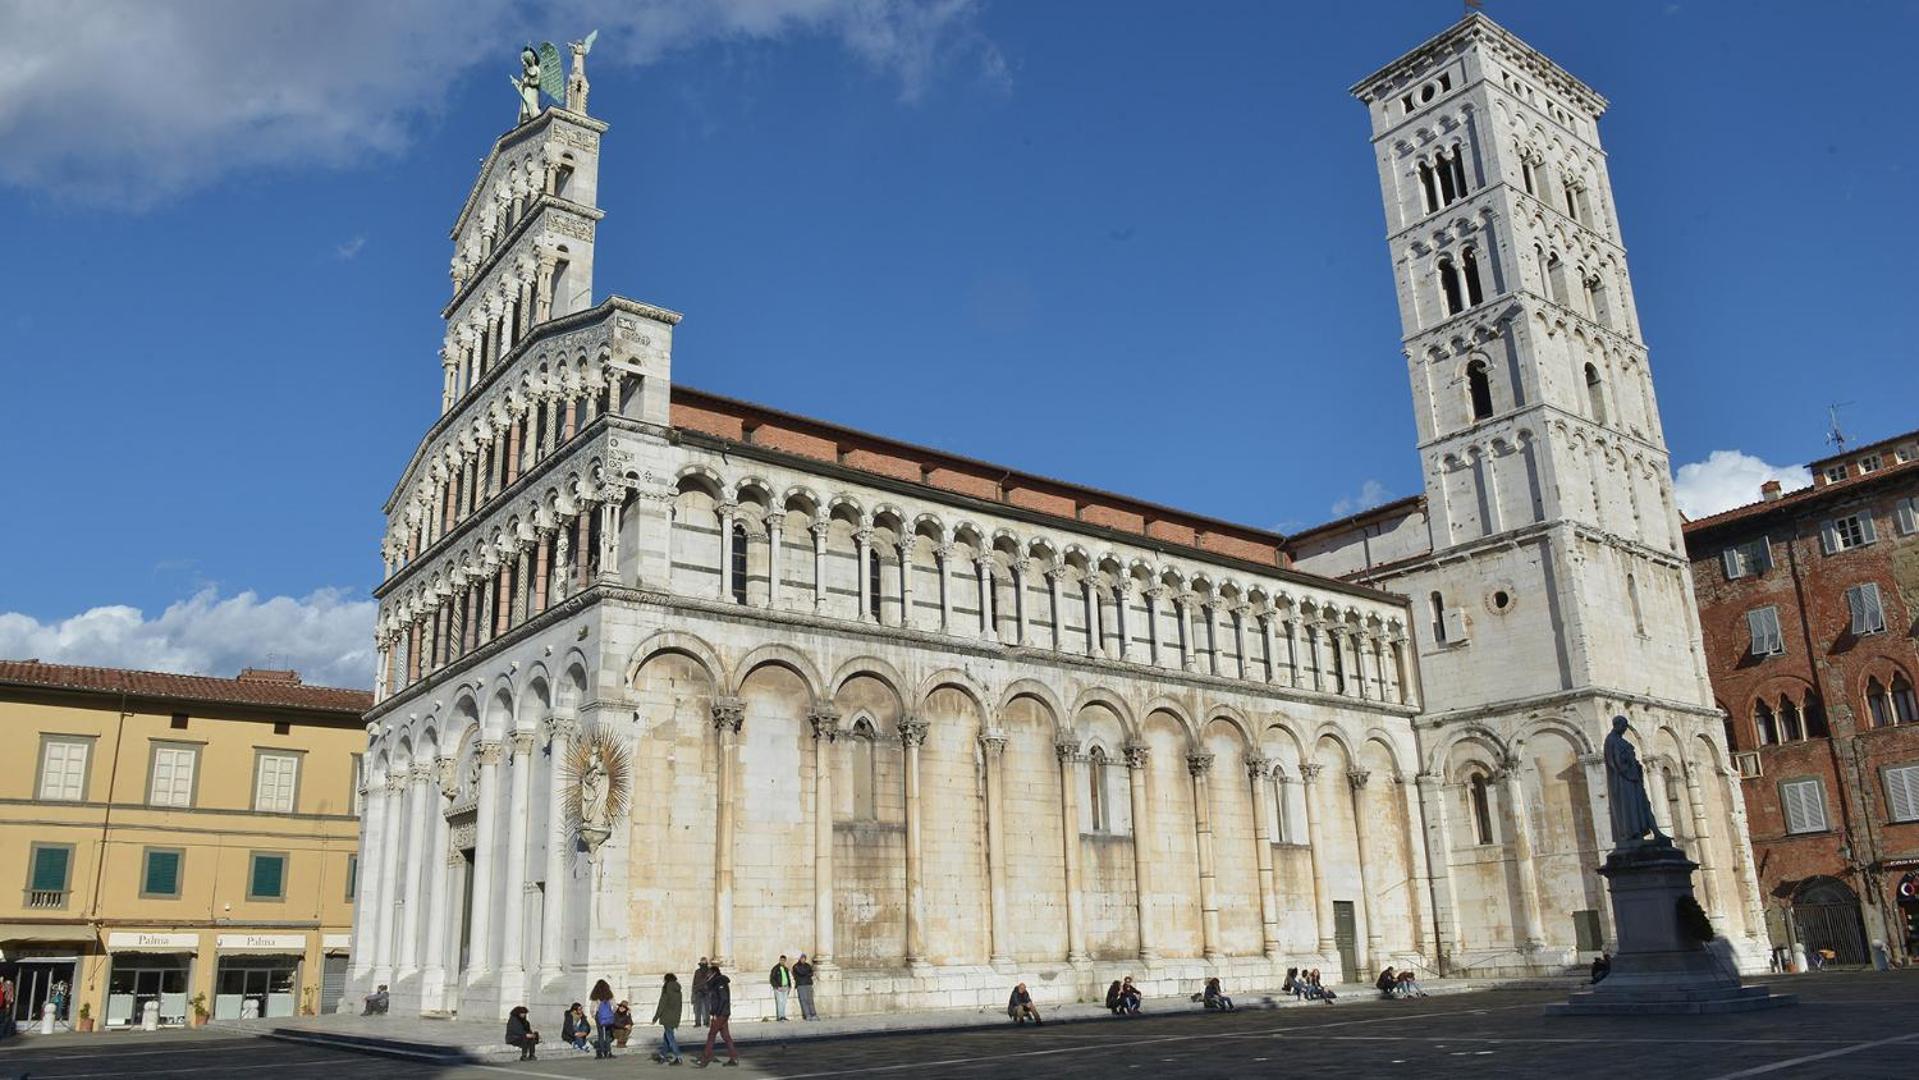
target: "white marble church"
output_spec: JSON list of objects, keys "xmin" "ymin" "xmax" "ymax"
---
[{"xmin": 347, "ymin": 14, "xmax": 1767, "ymax": 1020}]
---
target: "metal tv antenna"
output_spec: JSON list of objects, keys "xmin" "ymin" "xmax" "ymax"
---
[{"xmin": 1825, "ymin": 402, "xmax": 1854, "ymax": 453}]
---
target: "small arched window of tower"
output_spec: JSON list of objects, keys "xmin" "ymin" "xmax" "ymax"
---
[
  {"xmin": 1418, "ymin": 160, "xmax": 1439, "ymax": 215},
  {"xmin": 1435, "ymin": 149, "xmax": 1458, "ymax": 206},
  {"xmin": 1462, "ymin": 247, "xmax": 1485, "ymax": 306},
  {"xmin": 1468, "ymin": 773, "xmax": 1494, "ymax": 844},
  {"xmin": 1546, "ymin": 252, "xmax": 1569, "ymax": 306},
  {"xmin": 1521, "ymin": 156, "xmax": 1537, "ymax": 197},
  {"xmin": 1448, "ymin": 145, "xmax": 1469, "ymax": 203},
  {"xmin": 1754, "ymin": 700, "xmax": 1777, "ymax": 746},
  {"xmin": 1087, "ymin": 746, "xmax": 1108, "ymax": 832},
  {"xmin": 1438, "ymin": 257, "xmax": 1464, "ymax": 316},
  {"xmin": 730, "ymin": 522, "xmax": 749, "ymax": 604},
  {"xmin": 1584, "ymin": 363, "xmax": 1607, "ymax": 424},
  {"xmin": 1466, "ymin": 358, "xmax": 1494, "ymax": 421},
  {"xmin": 850, "ymin": 719, "xmax": 877, "ymax": 819},
  {"xmin": 868, "ymin": 547, "xmax": 884, "ymax": 623},
  {"xmin": 1429, "ymin": 591, "xmax": 1448, "ymax": 644}
]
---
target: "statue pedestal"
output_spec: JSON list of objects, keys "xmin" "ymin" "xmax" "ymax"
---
[{"xmin": 1548, "ymin": 843, "xmax": 1796, "ymax": 1016}]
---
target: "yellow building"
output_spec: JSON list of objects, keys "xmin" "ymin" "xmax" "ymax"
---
[{"xmin": 0, "ymin": 660, "xmax": 369, "ymax": 1029}]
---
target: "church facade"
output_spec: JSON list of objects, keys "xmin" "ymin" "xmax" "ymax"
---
[{"xmin": 347, "ymin": 14, "xmax": 1765, "ymax": 1020}]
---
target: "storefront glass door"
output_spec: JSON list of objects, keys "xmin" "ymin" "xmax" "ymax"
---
[
  {"xmin": 214, "ymin": 956, "xmax": 299, "ymax": 1019},
  {"xmin": 107, "ymin": 954, "xmax": 192, "ymax": 1026}
]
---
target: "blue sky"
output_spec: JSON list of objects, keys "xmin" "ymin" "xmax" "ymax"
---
[{"xmin": 1, "ymin": 0, "xmax": 1913, "ymax": 685}]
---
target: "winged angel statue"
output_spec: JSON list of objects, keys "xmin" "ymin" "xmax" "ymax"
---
[{"xmin": 514, "ymin": 31, "xmax": 598, "ymax": 121}]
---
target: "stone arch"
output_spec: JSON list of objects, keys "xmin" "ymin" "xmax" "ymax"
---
[
  {"xmin": 830, "ymin": 655, "xmax": 908, "ymax": 708},
  {"xmin": 730, "ymin": 643, "xmax": 826, "ymax": 701},
  {"xmin": 1426, "ymin": 722, "xmax": 1511, "ymax": 778},
  {"xmin": 914, "ymin": 667, "xmax": 992, "ymax": 720},
  {"xmin": 998, "ymin": 678, "xmax": 1067, "ymax": 732},
  {"xmin": 1201, "ymin": 706, "xmax": 1254, "ymax": 749},
  {"xmin": 625, "ymin": 629, "xmax": 728, "ymax": 691},
  {"xmin": 1137, "ymin": 694, "xmax": 1196, "ymax": 744},
  {"xmin": 483, "ymin": 682, "xmax": 516, "ymax": 739},
  {"xmin": 1068, "ymin": 686, "xmax": 1135, "ymax": 737}
]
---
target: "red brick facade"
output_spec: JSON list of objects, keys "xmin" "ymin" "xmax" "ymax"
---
[{"xmin": 1684, "ymin": 437, "xmax": 1919, "ymax": 966}]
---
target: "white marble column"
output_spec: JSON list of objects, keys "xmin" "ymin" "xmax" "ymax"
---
[
  {"xmin": 717, "ymin": 502, "xmax": 738, "ymax": 602},
  {"xmin": 1046, "ymin": 564, "xmax": 1066, "ymax": 650},
  {"xmin": 1301, "ymin": 762, "xmax": 1336, "ymax": 955},
  {"xmin": 854, "ymin": 528, "xmax": 874, "ymax": 623},
  {"xmin": 373, "ymin": 774, "xmax": 406, "ymax": 982},
  {"xmin": 1415, "ymin": 773, "xmax": 1462, "ymax": 972},
  {"xmin": 1348, "ymin": 769, "xmax": 1383, "ymax": 973},
  {"xmin": 538, "ymin": 716, "xmax": 578, "ymax": 984},
  {"xmin": 1202, "ymin": 602, "xmax": 1220, "ymax": 675},
  {"xmin": 1397, "ymin": 776, "xmax": 1432, "ymax": 958},
  {"xmin": 1178, "ymin": 594, "xmax": 1197, "ymax": 672},
  {"xmin": 1248, "ymin": 756, "xmax": 1281, "ymax": 959},
  {"xmin": 597, "ymin": 497, "xmax": 622, "ymax": 584},
  {"xmin": 1006, "ymin": 558, "xmax": 1027, "ymax": 645},
  {"xmin": 809, "ymin": 707, "xmax": 840, "ymax": 970},
  {"xmin": 1145, "ymin": 587, "xmax": 1164, "ymax": 667},
  {"xmin": 977, "ymin": 557, "xmax": 997, "ymax": 641},
  {"xmin": 1189, "ymin": 751, "xmax": 1221, "ymax": 960},
  {"xmin": 350, "ymin": 775, "xmax": 387, "ymax": 978},
  {"xmin": 1231, "ymin": 606, "xmax": 1249, "ymax": 680},
  {"xmin": 421, "ymin": 759, "xmax": 454, "ymax": 1004},
  {"xmin": 811, "ymin": 521, "xmax": 831, "ymax": 614},
  {"xmin": 1259, "ymin": 614, "xmax": 1278, "ymax": 683},
  {"xmin": 711, "ymin": 698, "xmax": 744, "ymax": 967},
  {"xmin": 896, "ymin": 539, "xmax": 914, "ymax": 629},
  {"xmin": 935, "ymin": 544, "xmax": 955, "ymax": 632},
  {"xmin": 1683, "ymin": 761, "xmax": 1726, "ymax": 922},
  {"xmin": 1114, "ymin": 582, "xmax": 1132, "ymax": 660},
  {"xmin": 1124, "ymin": 742, "xmax": 1157, "ymax": 962},
  {"xmin": 765, "ymin": 517, "xmax": 783, "ymax": 610},
  {"xmin": 1083, "ymin": 576, "xmax": 1101, "ymax": 658},
  {"xmin": 981, "ymin": 731, "xmax": 1013, "ymax": 968},
  {"xmin": 397, "ymin": 765, "xmax": 432, "ymax": 978},
  {"xmin": 498, "ymin": 730, "xmax": 536, "ymax": 995},
  {"xmin": 467, "ymin": 740, "xmax": 505, "ymax": 978},
  {"xmin": 900, "ymin": 715, "xmax": 928, "ymax": 968},
  {"xmin": 1057, "ymin": 736, "xmax": 1089, "ymax": 963},
  {"xmin": 1499, "ymin": 758, "xmax": 1546, "ymax": 951}
]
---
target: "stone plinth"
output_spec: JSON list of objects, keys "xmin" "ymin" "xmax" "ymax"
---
[{"xmin": 1547, "ymin": 844, "xmax": 1795, "ymax": 1016}]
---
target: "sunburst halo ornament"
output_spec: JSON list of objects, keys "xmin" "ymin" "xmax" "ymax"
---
[{"xmin": 561, "ymin": 725, "xmax": 630, "ymax": 857}]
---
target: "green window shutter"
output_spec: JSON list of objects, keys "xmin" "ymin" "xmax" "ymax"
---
[
  {"xmin": 251, "ymin": 854, "xmax": 285, "ymax": 898},
  {"xmin": 30, "ymin": 846, "xmax": 69, "ymax": 891},
  {"xmin": 144, "ymin": 850, "xmax": 180, "ymax": 896}
]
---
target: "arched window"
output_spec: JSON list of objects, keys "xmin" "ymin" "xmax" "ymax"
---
[
  {"xmin": 1467, "ymin": 358, "xmax": 1494, "ymax": 421},
  {"xmin": 1449, "ymin": 148, "xmax": 1469, "ymax": 202},
  {"xmin": 1805, "ymin": 694, "xmax": 1831, "ymax": 738},
  {"xmin": 1626, "ymin": 571, "xmax": 1645, "ymax": 635},
  {"xmin": 1754, "ymin": 700, "xmax": 1777, "ymax": 746},
  {"xmin": 868, "ymin": 548, "xmax": 884, "ymax": 622},
  {"xmin": 850, "ymin": 719, "xmax": 877, "ymax": 819},
  {"xmin": 553, "ymin": 163, "xmax": 575, "ymax": 199},
  {"xmin": 1330, "ymin": 635, "xmax": 1347, "ymax": 693},
  {"xmin": 1564, "ymin": 183, "xmax": 1580, "ymax": 220},
  {"xmin": 730, "ymin": 522, "xmax": 749, "ymax": 604},
  {"xmin": 1418, "ymin": 161, "xmax": 1439, "ymax": 214},
  {"xmin": 550, "ymin": 259, "xmax": 573, "ymax": 319},
  {"xmin": 1435, "ymin": 150, "xmax": 1458, "ymax": 205},
  {"xmin": 1430, "ymin": 591, "xmax": 1448, "ymax": 643},
  {"xmin": 1087, "ymin": 746, "xmax": 1108, "ymax": 832},
  {"xmin": 1779, "ymin": 696, "xmax": 1804, "ymax": 742},
  {"xmin": 1462, "ymin": 246, "xmax": 1485, "ymax": 306},
  {"xmin": 1521, "ymin": 156, "xmax": 1538, "ymax": 196},
  {"xmin": 1270, "ymin": 774, "xmax": 1290, "ymax": 842},
  {"xmin": 1439, "ymin": 258, "xmax": 1465, "ymax": 316},
  {"xmin": 1662, "ymin": 767, "xmax": 1684, "ymax": 836},
  {"xmin": 1546, "ymin": 252, "xmax": 1569, "ymax": 305},
  {"xmin": 1586, "ymin": 274, "xmax": 1612, "ymax": 326},
  {"xmin": 1468, "ymin": 773, "xmax": 1494, "ymax": 844},
  {"xmin": 1888, "ymin": 675, "xmax": 1919, "ymax": 725},
  {"xmin": 1584, "ymin": 363, "xmax": 1607, "ymax": 424},
  {"xmin": 1867, "ymin": 678, "xmax": 1892, "ymax": 728}
]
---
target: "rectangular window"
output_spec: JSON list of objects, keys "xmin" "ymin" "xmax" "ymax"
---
[
  {"xmin": 253, "ymin": 752, "xmax": 301, "ymax": 813},
  {"xmin": 1846, "ymin": 583, "xmax": 1887, "ymax": 636},
  {"xmin": 1859, "ymin": 454, "xmax": 1883, "ymax": 474},
  {"xmin": 1746, "ymin": 606, "xmax": 1785, "ymax": 657},
  {"xmin": 1721, "ymin": 537, "xmax": 1772, "ymax": 580},
  {"xmin": 1886, "ymin": 764, "xmax": 1919, "ymax": 824},
  {"xmin": 37, "ymin": 736, "xmax": 91, "ymax": 802},
  {"xmin": 345, "ymin": 854, "xmax": 358, "ymax": 901},
  {"xmin": 1781, "ymin": 778, "xmax": 1829, "ymax": 835},
  {"xmin": 141, "ymin": 848, "xmax": 183, "ymax": 898},
  {"xmin": 1820, "ymin": 513, "xmax": 1876, "ymax": 554},
  {"xmin": 1895, "ymin": 498, "xmax": 1918, "ymax": 536},
  {"xmin": 247, "ymin": 852, "xmax": 287, "ymax": 901},
  {"xmin": 28, "ymin": 843, "xmax": 73, "ymax": 893},
  {"xmin": 148, "ymin": 743, "xmax": 198, "ymax": 808},
  {"xmin": 1823, "ymin": 465, "xmax": 1849, "ymax": 484}
]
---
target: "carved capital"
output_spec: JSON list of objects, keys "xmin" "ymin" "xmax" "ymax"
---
[
  {"xmin": 475, "ymin": 739, "xmax": 504, "ymax": 767},
  {"xmin": 897, "ymin": 715, "xmax": 929, "ymax": 748},
  {"xmin": 807, "ymin": 704, "xmax": 842, "ymax": 742},
  {"xmin": 510, "ymin": 730, "xmax": 538, "ymax": 756},
  {"xmin": 1054, "ymin": 735, "xmax": 1084, "ymax": 763},
  {"xmin": 545, "ymin": 714, "xmax": 582, "ymax": 744},
  {"xmin": 1186, "ymin": 751, "xmax": 1215, "ymax": 777},
  {"xmin": 435, "ymin": 757, "xmax": 459, "ymax": 794},
  {"xmin": 853, "ymin": 527, "xmax": 874, "ymax": 547},
  {"xmin": 1347, "ymin": 768, "xmax": 1372, "ymax": 790},
  {"xmin": 1246, "ymin": 755, "xmax": 1274, "ymax": 780},
  {"xmin": 978, "ymin": 731, "xmax": 1009, "ymax": 756},
  {"xmin": 810, "ymin": 520, "xmax": 832, "ymax": 542},
  {"xmin": 1300, "ymin": 762, "xmax": 1324, "ymax": 782},
  {"xmin": 711, "ymin": 697, "xmax": 745, "ymax": 733},
  {"xmin": 934, "ymin": 542, "xmax": 956, "ymax": 560},
  {"xmin": 1122, "ymin": 741, "xmax": 1149, "ymax": 769}
]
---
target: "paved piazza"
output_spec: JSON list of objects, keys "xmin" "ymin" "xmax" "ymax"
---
[{"xmin": 8, "ymin": 974, "xmax": 1916, "ymax": 1079}]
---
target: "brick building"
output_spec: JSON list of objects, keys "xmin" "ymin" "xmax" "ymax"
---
[{"xmin": 1684, "ymin": 430, "xmax": 1919, "ymax": 966}]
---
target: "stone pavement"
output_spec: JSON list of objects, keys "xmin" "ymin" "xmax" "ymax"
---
[{"xmin": 221, "ymin": 976, "xmax": 1504, "ymax": 1062}]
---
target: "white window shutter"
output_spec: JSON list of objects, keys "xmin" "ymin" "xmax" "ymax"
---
[
  {"xmin": 1848, "ymin": 587, "xmax": 1867, "ymax": 635},
  {"xmin": 1897, "ymin": 499, "xmax": 1919, "ymax": 536},
  {"xmin": 1861, "ymin": 513, "xmax": 1878, "ymax": 544},
  {"xmin": 1756, "ymin": 537, "xmax": 1773, "ymax": 573},
  {"xmin": 1887, "ymin": 766, "xmax": 1919, "ymax": 824},
  {"xmin": 1747, "ymin": 609, "xmax": 1766, "ymax": 654},
  {"xmin": 1862, "ymin": 583, "xmax": 1885, "ymax": 633},
  {"xmin": 1820, "ymin": 520, "xmax": 1839, "ymax": 555},
  {"xmin": 1722, "ymin": 548, "xmax": 1742, "ymax": 580}
]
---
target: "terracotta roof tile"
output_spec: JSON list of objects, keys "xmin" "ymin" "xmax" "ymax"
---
[
  {"xmin": 0, "ymin": 659, "xmax": 372, "ymax": 715},
  {"xmin": 1682, "ymin": 456, "xmax": 1919, "ymax": 535}
]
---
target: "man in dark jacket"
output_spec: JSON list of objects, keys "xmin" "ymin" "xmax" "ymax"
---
[
  {"xmin": 692, "ymin": 959, "xmax": 712, "ymax": 1028},
  {"xmin": 695, "ymin": 965, "xmax": 737, "ymax": 1068},
  {"xmin": 793, "ymin": 954, "xmax": 819, "ymax": 1021},
  {"xmin": 1007, "ymin": 983, "xmax": 1041, "ymax": 1025},
  {"xmin": 769, "ymin": 955, "xmax": 794, "ymax": 1021}
]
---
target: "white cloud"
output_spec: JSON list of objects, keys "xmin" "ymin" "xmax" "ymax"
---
[
  {"xmin": 334, "ymin": 235, "xmax": 367, "ymax": 259},
  {"xmin": 0, "ymin": 0, "xmax": 1002, "ymax": 208},
  {"xmin": 1330, "ymin": 478, "xmax": 1392, "ymax": 518},
  {"xmin": 0, "ymin": 586, "xmax": 377, "ymax": 688},
  {"xmin": 1672, "ymin": 450, "xmax": 1811, "ymax": 519}
]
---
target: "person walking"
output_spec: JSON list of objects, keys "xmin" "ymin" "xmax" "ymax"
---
[
  {"xmin": 590, "ymin": 978, "xmax": 618, "ymax": 1058},
  {"xmin": 768, "ymin": 955, "xmax": 794, "ymax": 1022},
  {"xmin": 695, "ymin": 964, "xmax": 737, "ymax": 1068},
  {"xmin": 793, "ymin": 954, "xmax": 819, "ymax": 1021},
  {"xmin": 650, "ymin": 973, "xmax": 684, "ymax": 1066},
  {"xmin": 692, "ymin": 959, "xmax": 712, "ymax": 1029}
]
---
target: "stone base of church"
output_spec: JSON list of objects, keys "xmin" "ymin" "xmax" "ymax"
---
[{"xmin": 1547, "ymin": 845, "xmax": 1794, "ymax": 1016}]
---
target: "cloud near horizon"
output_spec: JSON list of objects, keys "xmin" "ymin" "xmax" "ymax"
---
[
  {"xmin": 0, "ymin": 586, "xmax": 377, "ymax": 689},
  {"xmin": 0, "ymin": 0, "xmax": 1005, "ymax": 208},
  {"xmin": 1330, "ymin": 478, "xmax": 1392, "ymax": 518},
  {"xmin": 1672, "ymin": 449, "xmax": 1811, "ymax": 519}
]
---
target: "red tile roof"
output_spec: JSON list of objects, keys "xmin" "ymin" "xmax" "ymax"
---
[
  {"xmin": 0, "ymin": 659, "xmax": 372, "ymax": 716},
  {"xmin": 1681, "ymin": 456, "xmax": 1919, "ymax": 536}
]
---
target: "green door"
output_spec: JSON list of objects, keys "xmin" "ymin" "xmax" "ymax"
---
[{"xmin": 1334, "ymin": 901, "xmax": 1359, "ymax": 984}]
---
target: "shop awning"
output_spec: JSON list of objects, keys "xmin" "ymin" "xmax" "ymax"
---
[
  {"xmin": 0, "ymin": 924, "xmax": 93, "ymax": 945},
  {"xmin": 106, "ymin": 932, "xmax": 201, "ymax": 953}
]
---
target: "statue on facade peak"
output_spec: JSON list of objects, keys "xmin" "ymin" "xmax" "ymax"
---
[{"xmin": 513, "ymin": 44, "xmax": 543, "ymax": 123}]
